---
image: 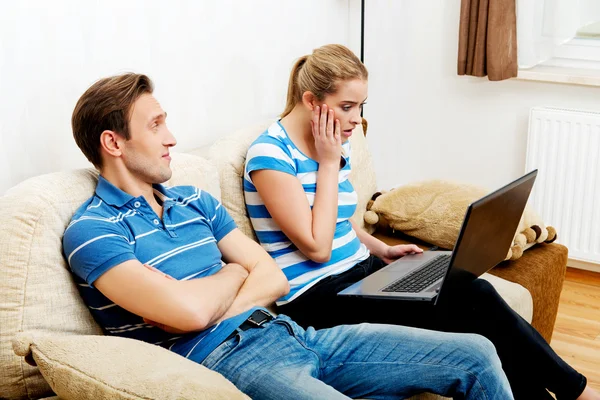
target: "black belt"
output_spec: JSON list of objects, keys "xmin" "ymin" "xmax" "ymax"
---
[{"xmin": 225, "ymin": 309, "xmax": 273, "ymax": 342}]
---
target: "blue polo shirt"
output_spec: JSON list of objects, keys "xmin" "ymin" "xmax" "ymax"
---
[{"xmin": 63, "ymin": 176, "xmax": 259, "ymax": 363}]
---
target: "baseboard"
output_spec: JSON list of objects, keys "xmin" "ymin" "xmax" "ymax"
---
[{"xmin": 567, "ymin": 258, "xmax": 600, "ymax": 273}]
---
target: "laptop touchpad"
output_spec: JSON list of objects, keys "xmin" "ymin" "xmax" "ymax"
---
[
  {"xmin": 385, "ymin": 251, "xmax": 447, "ymax": 271},
  {"xmin": 386, "ymin": 259, "xmax": 428, "ymax": 272}
]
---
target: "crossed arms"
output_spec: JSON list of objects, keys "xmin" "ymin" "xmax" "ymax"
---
[{"xmin": 94, "ymin": 228, "xmax": 289, "ymax": 333}]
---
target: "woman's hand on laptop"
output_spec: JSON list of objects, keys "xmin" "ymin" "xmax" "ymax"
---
[{"xmin": 381, "ymin": 244, "xmax": 423, "ymax": 264}]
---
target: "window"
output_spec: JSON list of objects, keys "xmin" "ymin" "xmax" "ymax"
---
[{"xmin": 518, "ymin": 0, "xmax": 600, "ymax": 70}]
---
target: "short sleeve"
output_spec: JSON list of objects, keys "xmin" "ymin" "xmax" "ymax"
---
[
  {"xmin": 63, "ymin": 219, "xmax": 136, "ymax": 285},
  {"xmin": 245, "ymin": 137, "xmax": 297, "ymax": 178}
]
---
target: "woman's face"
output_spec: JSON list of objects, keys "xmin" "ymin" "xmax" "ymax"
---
[{"xmin": 319, "ymin": 78, "xmax": 368, "ymax": 141}]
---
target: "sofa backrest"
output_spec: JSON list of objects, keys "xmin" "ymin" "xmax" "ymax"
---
[
  {"xmin": 0, "ymin": 153, "xmax": 220, "ymax": 400},
  {"xmin": 189, "ymin": 121, "xmax": 272, "ymax": 240},
  {"xmin": 191, "ymin": 120, "xmax": 378, "ymax": 240}
]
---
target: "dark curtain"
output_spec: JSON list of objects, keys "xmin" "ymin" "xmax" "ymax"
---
[{"xmin": 458, "ymin": 0, "xmax": 518, "ymax": 81}]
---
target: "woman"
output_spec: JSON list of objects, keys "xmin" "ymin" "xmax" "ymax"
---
[{"xmin": 244, "ymin": 44, "xmax": 598, "ymax": 400}]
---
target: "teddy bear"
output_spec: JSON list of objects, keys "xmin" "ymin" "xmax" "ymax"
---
[{"xmin": 364, "ymin": 180, "xmax": 557, "ymax": 261}]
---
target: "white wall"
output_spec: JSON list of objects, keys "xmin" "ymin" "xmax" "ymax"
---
[
  {"xmin": 364, "ymin": 0, "xmax": 600, "ymax": 191},
  {"xmin": 0, "ymin": 0, "xmax": 360, "ymax": 194}
]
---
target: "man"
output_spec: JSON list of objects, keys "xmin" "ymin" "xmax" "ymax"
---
[{"xmin": 63, "ymin": 73, "xmax": 513, "ymax": 399}]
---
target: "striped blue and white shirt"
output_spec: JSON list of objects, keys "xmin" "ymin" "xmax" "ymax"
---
[
  {"xmin": 63, "ymin": 176, "xmax": 260, "ymax": 363},
  {"xmin": 244, "ymin": 121, "xmax": 369, "ymax": 305}
]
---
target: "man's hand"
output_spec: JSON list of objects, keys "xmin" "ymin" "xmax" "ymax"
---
[{"xmin": 380, "ymin": 244, "xmax": 423, "ymax": 264}]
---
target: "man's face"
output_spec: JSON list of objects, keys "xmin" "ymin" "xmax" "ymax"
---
[
  {"xmin": 121, "ymin": 93, "xmax": 176, "ymax": 184},
  {"xmin": 319, "ymin": 78, "xmax": 368, "ymax": 142}
]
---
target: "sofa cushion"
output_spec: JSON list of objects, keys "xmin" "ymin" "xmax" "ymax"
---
[
  {"xmin": 480, "ymin": 273, "xmax": 533, "ymax": 322},
  {"xmin": 0, "ymin": 153, "xmax": 220, "ymax": 399},
  {"xmin": 193, "ymin": 120, "xmax": 377, "ymax": 240},
  {"xmin": 346, "ymin": 121, "xmax": 378, "ymax": 233},
  {"xmin": 189, "ymin": 121, "xmax": 272, "ymax": 240},
  {"xmin": 166, "ymin": 152, "xmax": 221, "ymax": 200},
  {"xmin": 12, "ymin": 334, "xmax": 249, "ymax": 400}
]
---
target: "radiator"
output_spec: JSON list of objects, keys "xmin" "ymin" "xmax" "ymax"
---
[{"xmin": 526, "ymin": 106, "xmax": 600, "ymax": 265}]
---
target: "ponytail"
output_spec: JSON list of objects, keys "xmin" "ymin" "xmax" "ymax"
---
[{"xmin": 281, "ymin": 56, "xmax": 308, "ymax": 118}]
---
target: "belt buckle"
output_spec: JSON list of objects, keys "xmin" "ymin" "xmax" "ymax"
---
[{"xmin": 247, "ymin": 309, "xmax": 272, "ymax": 327}]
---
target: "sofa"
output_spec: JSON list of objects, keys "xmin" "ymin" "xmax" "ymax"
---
[{"xmin": 0, "ymin": 120, "xmax": 567, "ymax": 400}]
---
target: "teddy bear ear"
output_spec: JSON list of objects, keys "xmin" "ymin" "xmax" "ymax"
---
[
  {"xmin": 364, "ymin": 210, "xmax": 379, "ymax": 225},
  {"xmin": 367, "ymin": 199, "xmax": 374, "ymax": 211},
  {"xmin": 371, "ymin": 191, "xmax": 383, "ymax": 201}
]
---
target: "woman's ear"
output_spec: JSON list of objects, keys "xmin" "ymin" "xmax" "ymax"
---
[
  {"xmin": 301, "ymin": 91, "xmax": 318, "ymax": 110},
  {"xmin": 99, "ymin": 130, "xmax": 123, "ymax": 158}
]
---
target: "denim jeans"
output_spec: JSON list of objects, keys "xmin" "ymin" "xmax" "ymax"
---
[
  {"xmin": 200, "ymin": 314, "xmax": 513, "ymax": 399},
  {"xmin": 278, "ymin": 255, "xmax": 587, "ymax": 400}
]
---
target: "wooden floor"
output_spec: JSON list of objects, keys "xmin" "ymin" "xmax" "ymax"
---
[{"xmin": 551, "ymin": 267, "xmax": 600, "ymax": 392}]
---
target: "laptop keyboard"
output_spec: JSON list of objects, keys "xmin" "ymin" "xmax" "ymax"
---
[{"xmin": 381, "ymin": 254, "xmax": 451, "ymax": 293}]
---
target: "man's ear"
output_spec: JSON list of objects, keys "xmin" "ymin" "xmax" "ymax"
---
[
  {"xmin": 301, "ymin": 91, "xmax": 318, "ymax": 110},
  {"xmin": 99, "ymin": 130, "xmax": 123, "ymax": 158}
]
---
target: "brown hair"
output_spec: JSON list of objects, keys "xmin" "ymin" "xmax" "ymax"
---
[
  {"xmin": 282, "ymin": 44, "xmax": 368, "ymax": 118},
  {"xmin": 71, "ymin": 73, "xmax": 154, "ymax": 168}
]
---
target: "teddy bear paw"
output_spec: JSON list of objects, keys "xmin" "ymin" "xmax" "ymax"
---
[{"xmin": 364, "ymin": 210, "xmax": 380, "ymax": 225}]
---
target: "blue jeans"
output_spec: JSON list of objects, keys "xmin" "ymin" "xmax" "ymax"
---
[{"xmin": 200, "ymin": 314, "xmax": 513, "ymax": 399}]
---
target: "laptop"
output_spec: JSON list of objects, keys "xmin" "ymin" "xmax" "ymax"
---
[{"xmin": 338, "ymin": 170, "xmax": 538, "ymax": 304}]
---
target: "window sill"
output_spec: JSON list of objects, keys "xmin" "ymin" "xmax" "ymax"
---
[{"xmin": 517, "ymin": 65, "xmax": 600, "ymax": 87}]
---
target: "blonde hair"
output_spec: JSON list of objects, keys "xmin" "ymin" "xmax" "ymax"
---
[{"xmin": 281, "ymin": 44, "xmax": 368, "ymax": 118}]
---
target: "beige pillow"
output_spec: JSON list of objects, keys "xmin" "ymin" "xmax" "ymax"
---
[
  {"xmin": 13, "ymin": 334, "xmax": 249, "ymax": 400},
  {"xmin": 1, "ymin": 169, "xmax": 104, "ymax": 400},
  {"xmin": 166, "ymin": 152, "xmax": 222, "ymax": 200},
  {"xmin": 189, "ymin": 121, "xmax": 273, "ymax": 240}
]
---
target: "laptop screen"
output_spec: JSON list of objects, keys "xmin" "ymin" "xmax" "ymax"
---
[{"xmin": 437, "ymin": 170, "xmax": 538, "ymax": 301}]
